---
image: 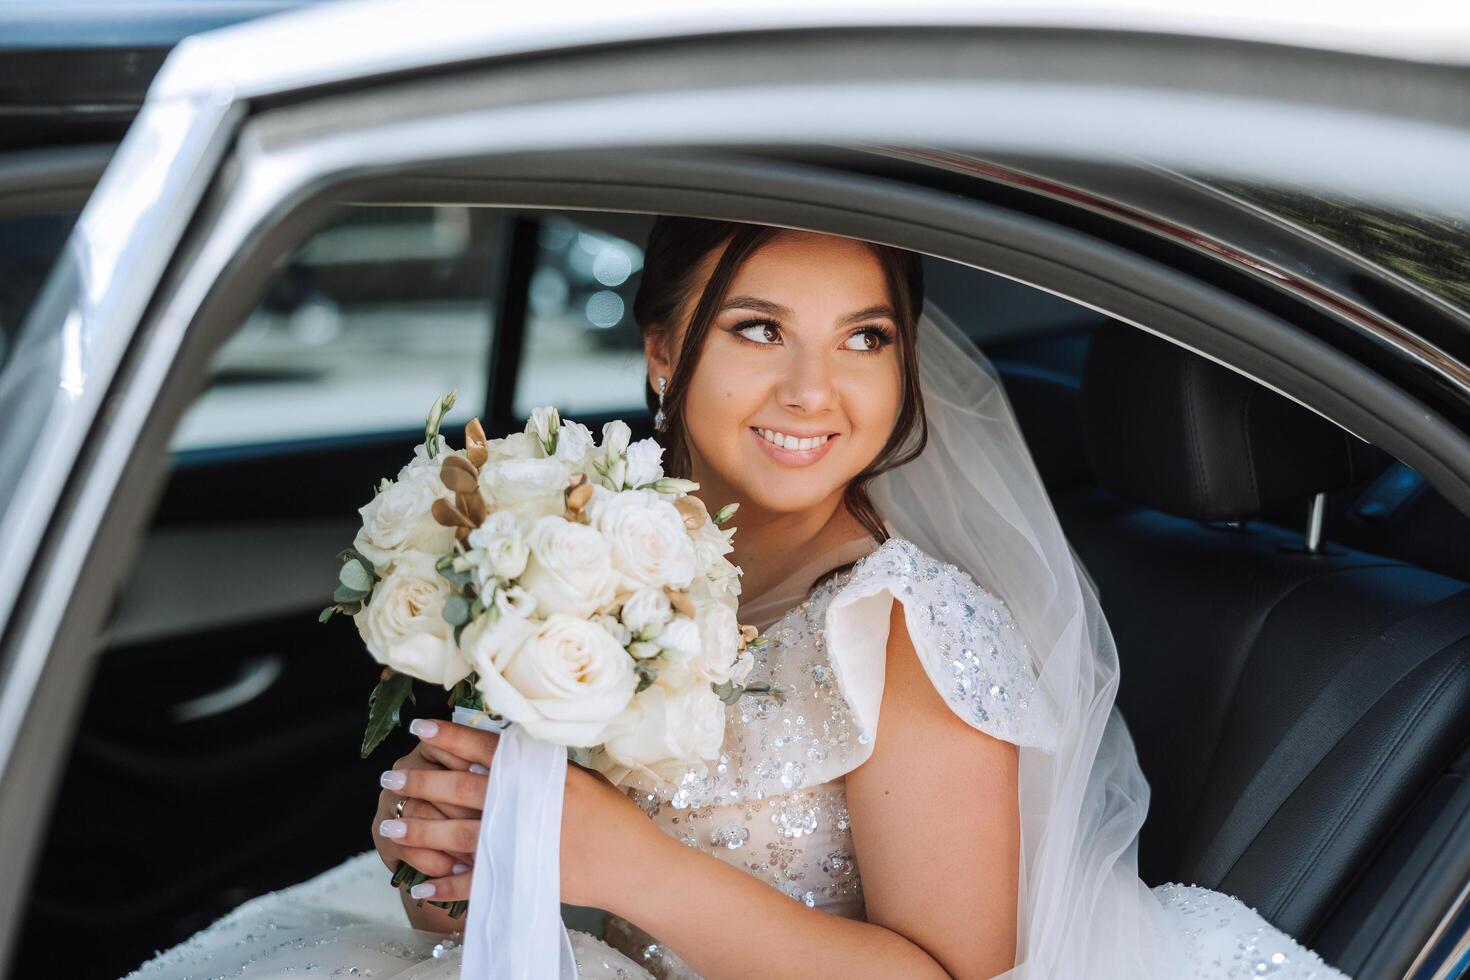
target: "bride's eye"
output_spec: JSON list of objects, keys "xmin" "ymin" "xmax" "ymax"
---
[
  {"xmin": 842, "ymin": 326, "xmax": 896, "ymax": 353},
  {"xmin": 731, "ymin": 319, "xmax": 782, "ymax": 345}
]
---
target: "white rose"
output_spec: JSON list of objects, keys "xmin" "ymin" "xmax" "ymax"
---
[
  {"xmin": 394, "ymin": 435, "xmax": 454, "ymax": 481},
  {"xmin": 695, "ymin": 599, "xmax": 742, "ymax": 686},
  {"xmin": 620, "ymin": 587, "xmax": 672, "ymax": 639},
  {"xmin": 466, "ymin": 511, "xmax": 530, "ymax": 583},
  {"xmin": 554, "ymin": 420, "xmax": 595, "ymax": 467},
  {"xmin": 352, "ymin": 550, "xmax": 471, "ymax": 689},
  {"xmin": 518, "ymin": 515, "xmax": 619, "ymax": 617},
  {"xmin": 485, "ymin": 431, "xmax": 542, "ymax": 462},
  {"xmin": 624, "ymin": 438, "xmax": 665, "ymax": 489},
  {"xmin": 601, "ymin": 685, "xmax": 726, "ymax": 785},
  {"xmin": 591, "ymin": 489, "xmax": 697, "ymax": 591},
  {"xmin": 650, "ymin": 615, "xmax": 703, "ymax": 689},
  {"xmin": 471, "ymin": 613, "xmax": 636, "ymax": 746},
  {"xmin": 478, "ymin": 456, "xmax": 569, "ymax": 518},
  {"xmin": 353, "ymin": 470, "xmax": 457, "ymax": 572}
]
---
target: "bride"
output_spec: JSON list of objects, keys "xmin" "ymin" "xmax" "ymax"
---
[{"xmin": 124, "ymin": 218, "xmax": 1351, "ymax": 978}]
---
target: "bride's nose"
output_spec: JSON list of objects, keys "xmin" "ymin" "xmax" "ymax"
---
[{"xmin": 775, "ymin": 346, "xmax": 838, "ymax": 415}]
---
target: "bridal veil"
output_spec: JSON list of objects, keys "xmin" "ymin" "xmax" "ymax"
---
[{"xmin": 876, "ymin": 299, "xmax": 1188, "ymax": 977}]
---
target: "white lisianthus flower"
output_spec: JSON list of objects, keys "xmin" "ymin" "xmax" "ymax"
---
[
  {"xmin": 590, "ymin": 488, "xmax": 697, "ymax": 591},
  {"xmin": 554, "ymin": 420, "xmax": 595, "ymax": 467},
  {"xmin": 600, "ymin": 419, "xmax": 632, "ymax": 458},
  {"xmin": 624, "ymin": 438, "xmax": 665, "ymax": 489},
  {"xmin": 493, "ymin": 584, "xmax": 538, "ymax": 620},
  {"xmin": 394, "ymin": 435, "xmax": 454, "ymax": 481},
  {"xmin": 620, "ymin": 587, "xmax": 672, "ymax": 639},
  {"xmin": 466, "ymin": 511, "xmax": 530, "ymax": 584},
  {"xmin": 593, "ymin": 612, "xmax": 632, "ymax": 647},
  {"xmin": 352, "ymin": 550, "xmax": 471, "ymax": 689},
  {"xmin": 478, "ymin": 456, "xmax": 569, "ymax": 519},
  {"xmin": 526, "ymin": 406, "xmax": 561, "ymax": 453},
  {"xmin": 353, "ymin": 468, "xmax": 457, "ymax": 572},
  {"xmin": 601, "ymin": 685, "xmax": 726, "ymax": 787},
  {"xmin": 470, "ymin": 613, "xmax": 637, "ymax": 746},
  {"xmin": 519, "ymin": 515, "xmax": 620, "ymax": 618}
]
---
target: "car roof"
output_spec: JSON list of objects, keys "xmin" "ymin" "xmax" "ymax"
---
[{"xmin": 151, "ymin": 0, "xmax": 1470, "ymax": 102}]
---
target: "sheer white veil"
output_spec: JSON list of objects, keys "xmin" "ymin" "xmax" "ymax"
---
[{"xmin": 872, "ymin": 298, "xmax": 1187, "ymax": 977}]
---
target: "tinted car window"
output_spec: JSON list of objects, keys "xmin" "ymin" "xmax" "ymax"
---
[
  {"xmin": 0, "ymin": 211, "xmax": 76, "ymax": 369},
  {"xmin": 513, "ymin": 214, "xmax": 647, "ymax": 418},
  {"xmin": 170, "ymin": 205, "xmax": 505, "ymax": 452}
]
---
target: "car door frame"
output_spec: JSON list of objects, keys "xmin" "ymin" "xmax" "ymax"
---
[{"xmin": 5, "ymin": 20, "xmax": 1470, "ymax": 978}]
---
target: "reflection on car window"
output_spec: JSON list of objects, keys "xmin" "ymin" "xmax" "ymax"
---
[
  {"xmin": 513, "ymin": 215, "xmax": 647, "ymax": 418},
  {"xmin": 1191, "ymin": 177, "xmax": 1470, "ymax": 315},
  {"xmin": 170, "ymin": 206, "xmax": 504, "ymax": 451},
  {"xmin": 0, "ymin": 212, "xmax": 78, "ymax": 372}
]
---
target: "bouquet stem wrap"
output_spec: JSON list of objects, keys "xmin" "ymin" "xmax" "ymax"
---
[{"xmin": 453, "ymin": 705, "xmax": 578, "ymax": 979}]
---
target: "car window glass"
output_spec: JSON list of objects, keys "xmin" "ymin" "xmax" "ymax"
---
[
  {"xmin": 0, "ymin": 211, "xmax": 77, "ymax": 371},
  {"xmin": 169, "ymin": 205, "xmax": 504, "ymax": 452},
  {"xmin": 513, "ymin": 215, "xmax": 647, "ymax": 418}
]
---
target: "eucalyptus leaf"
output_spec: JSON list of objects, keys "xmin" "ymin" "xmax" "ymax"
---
[
  {"xmin": 634, "ymin": 660, "xmax": 657, "ymax": 694},
  {"xmin": 339, "ymin": 559, "xmax": 374, "ymax": 592},
  {"xmin": 334, "ymin": 583, "xmax": 369, "ymax": 604},
  {"xmin": 442, "ymin": 594, "xmax": 471, "ymax": 626},
  {"xmin": 318, "ymin": 605, "xmax": 338, "ymax": 623},
  {"xmin": 361, "ymin": 672, "xmax": 416, "ymax": 758}
]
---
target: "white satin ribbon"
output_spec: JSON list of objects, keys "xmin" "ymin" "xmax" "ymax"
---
[{"xmin": 451, "ymin": 705, "xmax": 579, "ymax": 979}]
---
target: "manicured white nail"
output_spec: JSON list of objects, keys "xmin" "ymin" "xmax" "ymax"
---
[
  {"xmin": 410, "ymin": 883, "xmax": 436, "ymax": 899},
  {"xmin": 379, "ymin": 819, "xmax": 406, "ymax": 839},
  {"xmin": 379, "ymin": 770, "xmax": 407, "ymax": 790},
  {"xmin": 452, "ymin": 862, "xmax": 471, "ymax": 874},
  {"xmin": 468, "ymin": 763, "xmax": 489, "ymax": 775},
  {"xmin": 409, "ymin": 719, "xmax": 438, "ymax": 738}
]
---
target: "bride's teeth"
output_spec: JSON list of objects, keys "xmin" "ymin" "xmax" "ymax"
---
[{"xmin": 757, "ymin": 428, "xmax": 829, "ymax": 451}]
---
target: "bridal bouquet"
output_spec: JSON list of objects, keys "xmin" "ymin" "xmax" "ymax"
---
[{"xmin": 320, "ymin": 391, "xmax": 766, "ymax": 937}]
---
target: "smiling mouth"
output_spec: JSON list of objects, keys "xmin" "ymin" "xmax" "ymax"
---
[{"xmin": 752, "ymin": 427, "xmax": 835, "ymax": 452}]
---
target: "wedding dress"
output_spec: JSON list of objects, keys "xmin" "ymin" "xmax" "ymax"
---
[{"xmin": 121, "ymin": 299, "xmax": 1354, "ymax": 979}]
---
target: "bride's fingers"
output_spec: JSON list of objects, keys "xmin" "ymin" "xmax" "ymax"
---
[
  {"xmin": 409, "ymin": 867, "xmax": 473, "ymax": 904},
  {"xmin": 381, "ymin": 767, "xmax": 488, "ymax": 811},
  {"xmin": 379, "ymin": 816, "xmax": 481, "ymax": 855},
  {"xmin": 411, "ymin": 718, "xmax": 498, "ymax": 769}
]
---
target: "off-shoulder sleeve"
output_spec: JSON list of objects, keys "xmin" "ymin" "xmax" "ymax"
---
[{"xmin": 824, "ymin": 538, "xmax": 1061, "ymax": 754}]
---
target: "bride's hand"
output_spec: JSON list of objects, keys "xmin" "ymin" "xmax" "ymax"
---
[
  {"xmin": 379, "ymin": 717, "xmax": 664, "ymax": 908},
  {"xmin": 371, "ymin": 734, "xmax": 480, "ymax": 878}
]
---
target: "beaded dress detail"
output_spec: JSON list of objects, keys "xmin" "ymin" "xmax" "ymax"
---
[{"xmin": 120, "ymin": 536, "xmax": 1348, "ymax": 979}]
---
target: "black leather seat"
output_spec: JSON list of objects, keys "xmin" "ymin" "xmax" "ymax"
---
[{"xmin": 1049, "ymin": 324, "xmax": 1470, "ymax": 956}]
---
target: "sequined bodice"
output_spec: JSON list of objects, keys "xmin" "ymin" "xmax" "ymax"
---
[{"xmin": 602, "ymin": 536, "xmax": 1058, "ymax": 977}]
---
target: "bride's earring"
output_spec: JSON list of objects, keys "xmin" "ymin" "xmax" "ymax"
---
[{"xmin": 653, "ymin": 376, "xmax": 668, "ymax": 432}]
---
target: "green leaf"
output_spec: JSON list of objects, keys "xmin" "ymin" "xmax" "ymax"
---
[
  {"xmin": 361, "ymin": 672, "xmax": 416, "ymax": 759},
  {"xmin": 319, "ymin": 605, "xmax": 337, "ymax": 623},
  {"xmin": 442, "ymin": 594, "xmax": 470, "ymax": 626},
  {"xmin": 447, "ymin": 673, "xmax": 484, "ymax": 712},
  {"xmin": 339, "ymin": 559, "xmax": 374, "ymax": 592},
  {"xmin": 424, "ymin": 390, "xmax": 458, "ymax": 458},
  {"xmin": 634, "ymin": 661, "xmax": 657, "ymax": 693},
  {"xmin": 436, "ymin": 564, "xmax": 475, "ymax": 589},
  {"xmin": 334, "ymin": 582, "xmax": 370, "ymax": 604},
  {"xmin": 713, "ymin": 502, "xmax": 740, "ymax": 525}
]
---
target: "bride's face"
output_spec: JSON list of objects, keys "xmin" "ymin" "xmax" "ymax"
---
[{"xmin": 650, "ymin": 230, "xmax": 903, "ymax": 517}]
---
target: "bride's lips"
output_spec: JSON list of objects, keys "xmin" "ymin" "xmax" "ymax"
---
[{"xmin": 750, "ymin": 427, "xmax": 838, "ymax": 467}]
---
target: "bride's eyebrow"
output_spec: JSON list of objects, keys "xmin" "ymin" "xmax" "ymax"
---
[{"xmin": 719, "ymin": 296, "xmax": 896, "ymax": 325}]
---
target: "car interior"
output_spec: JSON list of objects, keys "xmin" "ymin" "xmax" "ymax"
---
[{"xmin": 10, "ymin": 203, "xmax": 1470, "ymax": 979}]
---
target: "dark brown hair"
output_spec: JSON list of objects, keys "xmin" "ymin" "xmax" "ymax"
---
[{"xmin": 631, "ymin": 216, "xmax": 927, "ymax": 587}]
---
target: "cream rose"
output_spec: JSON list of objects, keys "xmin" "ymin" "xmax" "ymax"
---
[
  {"xmin": 518, "ymin": 515, "xmax": 620, "ymax": 617},
  {"xmin": 477, "ymin": 456, "xmax": 568, "ymax": 519},
  {"xmin": 601, "ymin": 684, "xmax": 725, "ymax": 786},
  {"xmin": 352, "ymin": 550, "xmax": 471, "ymax": 689},
  {"xmin": 353, "ymin": 470, "xmax": 457, "ymax": 573},
  {"xmin": 470, "ymin": 613, "xmax": 636, "ymax": 746},
  {"xmin": 695, "ymin": 599, "xmax": 742, "ymax": 686},
  {"xmin": 620, "ymin": 587, "xmax": 672, "ymax": 639},
  {"xmin": 591, "ymin": 489, "xmax": 697, "ymax": 591},
  {"xmin": 394, "ymin": 435, "xmax": 454, "ymax": 481}
]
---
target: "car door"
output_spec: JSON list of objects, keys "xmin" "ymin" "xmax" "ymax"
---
[{"xmin": 4, "ymin": 6, "xmax": 1470, "ymax": 978}]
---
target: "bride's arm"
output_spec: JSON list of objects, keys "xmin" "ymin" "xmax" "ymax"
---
[{"xmin": 610, "ymin": 599, "xmax": 1018, "ymax": 980}]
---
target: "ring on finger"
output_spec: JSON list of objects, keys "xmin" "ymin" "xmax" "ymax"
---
[{"xmin": 394, "ymin": 796, "xmax": 408, "ymax": 819}]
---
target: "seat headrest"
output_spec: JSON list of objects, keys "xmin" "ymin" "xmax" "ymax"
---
[{"xmin": 1080, "ymin": 324, "xmax": 1383, "ymax": 520}]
